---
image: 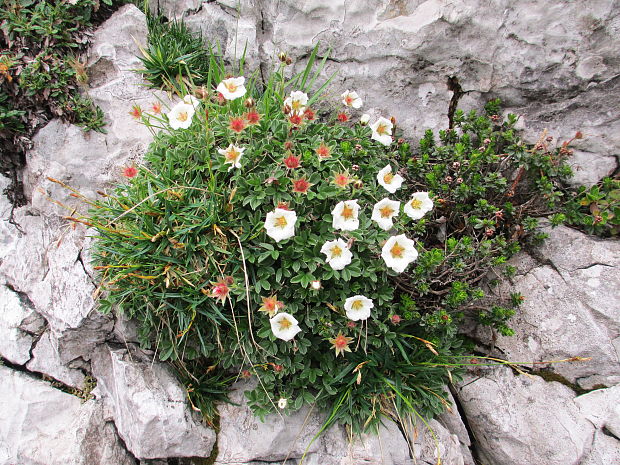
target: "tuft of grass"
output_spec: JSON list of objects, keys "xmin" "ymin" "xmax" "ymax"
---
[{"xmin": 139, "ymin": 14, "xmax": 215, "ymax": 92}]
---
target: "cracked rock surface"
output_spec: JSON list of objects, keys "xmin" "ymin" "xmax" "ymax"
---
[
  {"xmin": 1, "ymin": 1, "xmax": 619, "ymax": 465},
  {"xmin": 0, "ymin": 366, "xmax": 135, "ymax": 465}
]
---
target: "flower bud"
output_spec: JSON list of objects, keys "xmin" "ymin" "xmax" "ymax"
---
[
  {"xmin": 390, "ymin": 314, "xmax": 402, "ymax": 325},
  {"xmin": 283, "ymin": 104, "xmax": 291, "ymax": 115},
  {"xmin": 483, "ymin": 138, "xmax": 491, "ymax": 145},
  {"xmin": 195, "ymin": 86, "xmax": 208, "ymax": 99},
  {"xmin": 575, "ymin": 131, "xmax": 583, "ymax": 139},
  {"xmin": 354, "ymin": 144, "xmax": 362, "ymax": 151},
  {"xmin": 444, "ymin": 176, "xmax": 453, "ymax": 183},
  {"xmin": 452, "ymin": 161, "xmax": 461, "ymax": 169},
  {"xmin": 284, "ymin": 141, "xmax": 294, "ymax": 150},
  {"xmin": 278, "ymin": 52, "xmax": 288, "ymax": 62},
  {"xmin": 390, "ymin": 116, "xmax": 396, "ymax": 126},
  {"xmin": 311, "ymin": 280, "xmax": 321, "ymax": 290},
  {"xmin": 351, "ymin": 164, "xmax": 360, "ymax": 171},
  {"xmin": 353, "ymin": 180, "xmax": 363, "ymax": 189},
  {"xmin": 397, "ymin": 138, "xmax": 405, "ymax": 145},
  {"xmin": 244, "ymin": 97, "xmax": 255, "ymax": 108},
  {"xmin": 360, "ymin": 114, "xmax": 370, "ymax": 125},
  {"xmin": 278, "ymin": 397, "xmax": 288, "ymax": 409},
  {"xmin": 285, "ymin": 56, "xmax": 292, "ymax": 65},
  {"xmin": 456, "ymin": 177, "xmax": 463, "ymax": 184}
]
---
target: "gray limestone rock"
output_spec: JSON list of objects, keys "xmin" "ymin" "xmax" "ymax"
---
[
  {"xmin": 26, "ymin": 330, "xmax": 87, "ymax": 389},
  {"xmin": 0, "ymin": 366, "xmax": 134, "ymax": 465},
  {"xmin": 91, "ymin": 345, "xmax": 215, "ymax": 460},
  {"xmin": 579, "ymin": 432, "xmax": 620, "ymax": 465},
  {"xmin": 215, "ymin": 380, "xmax": 325, "ymax": 464},
  {"xmin": 456, "ymin": 368, "xmax": 594, "ymax": 465},
  {"xmin": 473, "ymin": 226, "xmax": 620, "ymax": 389},
  {"xmin": 437, "ymin": 389, "xmax": 475, "ymax": 465},
  {"xmin": 0, "ymin": 283, "xmax": 45, "ymax": 365},
  {"xmin": 575, "ymin": 385, "xmax": 620, "ymax": 438}
]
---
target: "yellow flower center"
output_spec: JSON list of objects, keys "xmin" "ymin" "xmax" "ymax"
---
[
  {"xmin": 225, "ymin": 81, "xmax": 238, "ymax": 92},
  {"xmin": 331, "ymin": 245, "xmax": 342, "ymax": 257},
  {"xmin": 274, "ymin": 216, "xmax": 288, "ymax": 228},
  {"xmin": 410, "ymin": 199, "xmax": 423, "ymax": 209},
  {"xmin": 292, "ymin": 100, "xmax": 303, "ymax": 110},
  {"xmin": 379, "ymin": 206, "xmax": 394, "ymax": 218},
  {"xmin": 226, "ymin": 149, "xmax": 240, "ymax": 162},
  {"xmin": 341, "ymin": 204, "xmax": 355, "ymax": 220},
  {"xmin": 376, "ymin": 123, "xmax": 388, "ymax": 135},
  {"xmin": 351, "ymin": 299, "xmax": 364, "ymax": 310},
  {"xmin": 279, "ymin": 317, "xmax": 292, "ymax": 330},
  {"xmin": 390, "ymin": 242, "xmax": 405, "ymax": 258},
  {"xmin": 383, "ymin": 172, "xmax": 394, "ymax": 184},
  {"xmin": 177, "ymin": 112, "xmax": 188, "ymax": 122}
]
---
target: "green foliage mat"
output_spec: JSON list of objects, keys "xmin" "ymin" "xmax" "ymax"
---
[{"xmin": 76, "ymin": 40, "xmax": 581, "ymax": 434}]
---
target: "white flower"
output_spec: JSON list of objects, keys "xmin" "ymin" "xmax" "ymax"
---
[
  {"xmin": 370, "ymin": 117, "xmax": 393, "ymax": 146},
  {"xmin": 332, "ymin": 200, "xmax": 360, "ymax": 231},
  {"xmin": 404, "ymin": 192, "xmax": 434, "ymax": 220},
  {"xmin": 377, "ymin": 165, "xmax": 404, "ymax": 194},
  {"xmin": 341, "ymin": 90, "xmax": 362, "ymax": 109},
  {"xmin": 344, "ymin": 295, "xmax": 374, "ymax": 321},
  {"xmin": 216, "ymin": 77, "xmax": 247, "ymax": 100},
  {"xmin": 284, "ymin": 90, "xmax": 308, "ymax": 114},
  {"xmin": 183, "ymin": 95, "xmax": 200, "ymax": 107},
  {"xmin": 360, "ymin": 113, "xmax": 370, "ymax": 125},
  {"xmin": 320, "ymin": 238, "xmax": 353, "ymax": 270},
  {"xmin": 265, "ymin": 208, "xmax": 297, "ymax": 242},
  {"xmin": 218, "ymin": 144, "xmax": 245, "ymax": 171},
  {"xmin": 381, "ymin": 234, "xmax": 418, "ymax": 273},
  {"xmin": 167, "ymin": 102, "xmax": 195, "ymax": 130},
  {"xmin": 371, "ymin": 198, "xmax": 401, "ymax": 231},
  {"xmin": 270, "ymin": 312, "xmax": 301, "ymax": 341},
  {"xmin": 278, "ymin": 398, "xmax": 288, "ymax": 409},
  {"xmin": 311, "ymin": 280, "xmax": 322, "ymax": 290}
]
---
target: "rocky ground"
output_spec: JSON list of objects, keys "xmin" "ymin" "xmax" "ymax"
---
[{"xmin": 1, "ymin": 2, "xmax": 619, "ymax": 464}]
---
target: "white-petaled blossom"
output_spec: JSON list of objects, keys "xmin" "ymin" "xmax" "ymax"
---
[
  {"xmin": 216, "ymin": 77, "xmax": 247, "ymax": 100},
  {"xmin": 360, "ymin": 114, "xmax": 370, "ymax": 125},
  {"xmin": 167, "ymin": 102, "xmax": 195, "ymax": 130},
  {"xmin": 344, "ymin": 295, "xmax": 374, "ymax": 321},
  {"xmin": 377, "ymin": 164, "xmax": 404, "ymax": 194},
  {"xmin": 320, "ymin": 238, "xmax": 353, "ymax": 270},
  {"xmin": 311, "ymin": 280, "xmax": 322, "ymax": 290},
  {"xmin": 404, "ymin": 192, "xmax": 434, "ymax": 220},
  {"xmin": 278, "ymin": 398, "xmax": 288, "ymax": 409},
  {"xmin": 341, "ymin": 90, "xmax": 363, "ymax": 109},
  {"xmin": 183, "ymin": 95, "xmax": 200, "ymax": 107},
  {"xmin": 270, "ymin": 312, "xmax": 301, "ymax": 341},
  {"xmin": 284, "ymin": 90, "xmax": 308, "ymax": 114},
  {"xmin": 265, "ymin": 208, "xmax": 297, "ymax": 242},
  {"xmin": 370, "ymin": 116, "xmax": 393, "ymax": 146},
  {"xmin": 381, "ymin": 234, "xmax": 418, "ymax": 273},
  {"xmin": 218, "ymin": 144, "xmax": 245, "ymax": 171},
  {"xmin": 371, "ymin": 198, "xmax": 401, "ymax": 231},
  {"xmin": 331, "ymin": 200, "xmax": 360, "ymax": 231}
]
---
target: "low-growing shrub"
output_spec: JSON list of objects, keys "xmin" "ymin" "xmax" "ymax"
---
[
  {"xmin": 80, "ymin": 45, "xmax": 578, "ymax": 435},
  {"xmin": 564, "ymin": 177, "xmax": 620, "ymax": 236}
]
